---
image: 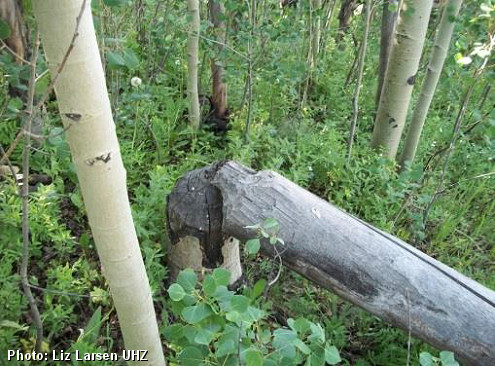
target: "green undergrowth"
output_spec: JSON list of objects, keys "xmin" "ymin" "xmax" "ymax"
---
[{"xmin": 0, "ymin": 0, "xmax": 493, "ymax": 364}]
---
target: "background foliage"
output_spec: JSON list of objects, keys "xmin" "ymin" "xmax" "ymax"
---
[{"xmin": 0, "ymin": 0, "xmax": 493, "ymax": 364}]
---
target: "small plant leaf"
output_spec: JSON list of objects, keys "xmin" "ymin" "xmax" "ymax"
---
[
  {"xmin": 244, "ymin": 348, "xmax": 263, "ymax": 366},
  {"xmin": 213, "ymin": 268, "xmax": 230, "ymax": 286},
  {"xmin": 182, "ymin": 304, "xmax": 212, "ymax": 324},
  {"xmin": 179, "ymin": 346, "xmax": 204, "ymax": 366},
  {"xmin": 263, "ymin": 218, "xmax": 279, "ymax": 230},
  {"xmin": 202, "ymin": 275, "xmax": 217, "ymax": 297},
  {"xmin": 245, "ymin": 238, "xmax": 261, "ymax": 255},
  {"xmin": 168, "ymin": 283, "xmax": 186, "ymax": 301},
  {"xmin": 439, "ymin": 351, "xmax": 459, "ymax": 366},
  {"xmin": 231, "ymin": 295, "xmax": 249, "ymax": 313},
  {"xmin": 216, "ymin": 339, "xmax": 236, "ymax": 357},
  {"xmin": 419, "ymin": 352, "xmax": 435, "ymax": 366},
  {"xmin": 324, "ymin": 344, "xmax": 341, "ymax": 365},
  {"xmin": 177, "ymin": 269, "xmax": 198, "ymax": 293}
]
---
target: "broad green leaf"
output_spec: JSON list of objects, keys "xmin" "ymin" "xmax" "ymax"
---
[
  {"xmin": 244, "ymin": 348, "xmax": 263, "ymax": 366},
  {"xmin": 194, "ymin": 327, "xmax": 216, "ymax": 345},
  {"xmin": 263, "ymin": 218, "xmax": 279, "ymax": 230},
  {"xmin": 214, "ymin": 285, "xmax": 234, "ymax": 311},
  {"xmin": 182, "ymin": 304, "xmax": 212, "ymax": 324},
  {"xmin": 168, "ymin": 283, "xmax": 186, "ymax": 301},
  {"xmin": 231, "ymin": 295, "xmax": 249, "ymax": 313},
  {"xmin": 213, "ymin": 268, "xmax": 231, "ymax": 286},
  {"xmin": 163, "ymin": 324, "xmax": 184, "ymax": 342},
  {"xmin": 122, "ymin": 49, "xmax": 139, "ymax": 69},
  {"xmin": 179, "ymin": 346, "xmax": 204, "ymax": 366},
  {"xmin": 245, "ymin": 238, "xmax": 261, "ymax": 255},
  {"xmin": 419, "ymin": 352, "xmax": 435, "ymax": 366},
  {"xmin": 309, "ymin": 322, "xmax": 325, "ymax": 343},
  {"xmin": 289, "ymin": 317, "xmax": 311, "ymax": 334},
  {"xmin": 243, "ymin": 306, "xmax": 265, "ymax": 322},
  {"xmin": 308, "ymin": 347, "xmax": 325, "ymax": 366},
  {"xmin": 324, "ymin": 344, "xmax": 341, "ymax": 365},
  {"xmin": 183, "ymin": 325, "xmax": 199, "ymax": 343},
  {"xmin": 177, "ymin": 269, "xmax": 198, "ymax": 293},
  {"xmin": 202, "ymin": 275, "xmax": 217, "ymax": 297},
  {"xmin": 440, "ymin": 351, "xmax": 459, "ymax": 366},
  {"xmin": 107, "ymin": 51, "xmax": 126, "ymax": 69},
  {"xmin": 216, "ymin": 339, "xmax": 236, "ymax": 358},
  {"xmin": 273, "ymin": 328, "xmax": 297, "ymax": 359}
]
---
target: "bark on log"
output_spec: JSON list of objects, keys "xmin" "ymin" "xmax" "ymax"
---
[{"xmin": 167, "ymin": 161, "xmax": 495, "ymax": 366}]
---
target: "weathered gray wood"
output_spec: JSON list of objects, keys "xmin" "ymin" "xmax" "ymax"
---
[{"xmin": 167, "ymin": 161, "xmax": 495, "ymax": 365}]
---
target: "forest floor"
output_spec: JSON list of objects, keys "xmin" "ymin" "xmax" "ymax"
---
[{"xmin": 1, "ymin": 2, "xmax": 494, "ymax": 365}]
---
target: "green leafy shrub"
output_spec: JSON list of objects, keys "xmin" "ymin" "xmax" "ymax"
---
[{"xmin": 165, "ymin": 268, "xmax": 342, "ymax": 365}]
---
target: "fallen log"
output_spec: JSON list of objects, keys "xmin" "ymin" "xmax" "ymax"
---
[{"xmin": 166, "ymin": 161, "xmax": 495, "ymax": 365}]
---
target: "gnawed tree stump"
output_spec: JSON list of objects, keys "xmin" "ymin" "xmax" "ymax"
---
[
  {"xmin": 166, "ymin": 164, "xmax": 242, "ymax": 285},
  {"xmin": 167, "ymin": 161, "xmax": 495, "ymax": 366}
]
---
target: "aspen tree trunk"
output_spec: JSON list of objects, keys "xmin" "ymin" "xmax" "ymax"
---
[
  {"xmin": 187, "ymin": 0, "xmax": 201, "ymax": 129},
  {"xmin": 33, "ymin": 1, "xmax": 165, "ymax": 364},
  {"xmin": 375, "ymin": 0, "xmax": 398, "ymax": 108},
  {"xmin": 209, "ymin": 0, "xmax": 228, "ymax": 118},
  {"xmin": 0, "ymin": 0, "xmax": 26, "ymax": 64},
  {"xmin": 398, "ymin": 0, "xmax": 463, "ymax": 168},
  {"xmin": 371, "ymin": 0, "xmax": 434, "ymax": 159}
]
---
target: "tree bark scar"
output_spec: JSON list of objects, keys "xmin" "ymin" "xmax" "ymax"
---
[
  {"xmin": 64, "ymin": 112, "xmax": 82, "ymax": 122},
  {"xmin": 84, "ymin": 152, "xmax": 111, "ymax": 166},
  {"xmin": 407, "ymin": 74, "xmax": 417, "ymax": 85}
]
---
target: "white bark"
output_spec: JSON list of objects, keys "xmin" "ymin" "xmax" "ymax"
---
[
  {"xmin": 371, "ymin": 0, "xmax": 434, "ymax": 159},
  {"xmin": 33, "ymin": 1, "xmax": 165, "ymax": 364},
  {"xmin": 187, "ymin": 0, "xmax": 201, "ymax": 129},
  {"xmin": 399, "ymin": 0, "xmax": 463, "ymax": 167}
]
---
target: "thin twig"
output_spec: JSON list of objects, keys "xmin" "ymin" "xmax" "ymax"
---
[
  {"xmin": 0, "ymin": 131, "xmax": 23, "ymax": 165},
  {"xmin": 0, "ymin": 145, "xmax": 20, "ymax": 186},
  {"xmin": 20, "ymin": 30, "xmax": 44, "ymax": 353},
  {"xmin": 28, "ymin": 283, "xmax": 109, "ymax": 299},
  {"xmin": 346, "ymin": 0, "xmax": 371, "ymax": 161},
  {"xmin": 0, "ymin": 39, "xmax": 31, "ymax": 65}
]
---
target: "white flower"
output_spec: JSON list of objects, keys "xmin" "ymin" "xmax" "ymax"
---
[
  {"xmin": 175, "ymin": 59, "xmax": 181, "ymax": 66},
  {"xmin": 130, "ymin": 76, "xmax": 142, "ymax": 88},
  {"xmin": 456, "ymin": 56, "xmax": 472, "ymax": 66}
]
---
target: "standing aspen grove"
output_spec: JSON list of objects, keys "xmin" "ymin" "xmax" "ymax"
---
[
  {"xmin": 33, "ymin": 1, "xmax": 165, "ymax": 364},
  {"xmin": 371, "ymin": 0, "xmax": 434, "ymax": 159},
  {"xmin": 399, "ymin": 0, "xmax": 463, "ymax": 167},
  {"xmin": 1, "ymin": 0, "xmax": 494, "ymax": 364}
]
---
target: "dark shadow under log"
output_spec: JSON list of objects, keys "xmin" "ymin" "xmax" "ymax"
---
[{"xmin": 167, "ymin": 161, "xmax": 495, "ymax": 366}]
